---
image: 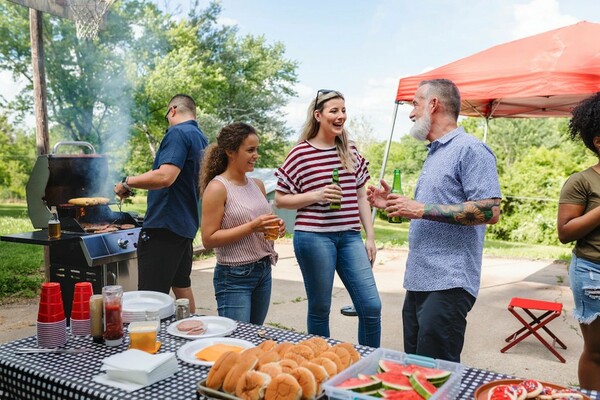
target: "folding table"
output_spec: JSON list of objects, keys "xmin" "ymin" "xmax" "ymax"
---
[{"xmin": 500, "ymin": 297, "xmax": 567, "ymax": 363}]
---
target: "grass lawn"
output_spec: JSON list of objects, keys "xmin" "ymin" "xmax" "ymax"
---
[{"xmin": 0, "ymin": 202, "xmax": 572, "ymax": 300}]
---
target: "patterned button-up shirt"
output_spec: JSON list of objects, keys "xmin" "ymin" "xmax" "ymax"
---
[{"xmin": 404, "ymin": 127, "xmax": 502, "ymax": 298}]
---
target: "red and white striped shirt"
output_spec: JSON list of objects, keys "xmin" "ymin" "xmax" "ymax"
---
[{"xmin": 275, "ymin": 140, "xmax": 370, "ymax": 232}]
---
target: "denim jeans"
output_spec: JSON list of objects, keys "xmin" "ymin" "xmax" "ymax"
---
[
  {"xmin": 213, "ymin": 256, "xmax": 272, "ymax": 325},
  {"xmin": 293, "ymin": 230, "xmax": 382, "ymax": 347}
]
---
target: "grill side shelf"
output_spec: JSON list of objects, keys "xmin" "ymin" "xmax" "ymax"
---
[{"xmin": 0, "ymin": 231, "xmax": 82, "ymax": 246}]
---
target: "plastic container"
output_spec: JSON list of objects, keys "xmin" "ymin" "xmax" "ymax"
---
[
  {"xmin": 128, "ymin": 320, "xmax": 160, "ymax": 353},
  {"xmin": 322, "ymin": 348, "xmax": 464, "ymax": 400}
]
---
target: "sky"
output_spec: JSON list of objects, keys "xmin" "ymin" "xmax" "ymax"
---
[
  {"xmin": 157, "ymin": 0, "xmax": 600, "ymax": 141},
  {"xmin": 2, "ymin": 0, "xmax": 600, "ymax": 141}
]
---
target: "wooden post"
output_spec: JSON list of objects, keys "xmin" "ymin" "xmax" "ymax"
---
[
  {"xmin": 29, "ymin": 8, "xmax": 51, "ymax": 281},
  {"xmin": 29, "ymin": 8, "xmax": 49, "ymax": 157}
]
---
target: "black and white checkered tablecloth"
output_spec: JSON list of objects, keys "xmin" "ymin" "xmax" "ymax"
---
[{"xmin": 0, "ymin": 317, "xmax": 598, "ymax": 400}]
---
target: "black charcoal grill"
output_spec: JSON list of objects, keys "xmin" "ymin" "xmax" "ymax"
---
[{"xmin": 1, "ymin": 141, "xmax": 141, "ymax": 319}]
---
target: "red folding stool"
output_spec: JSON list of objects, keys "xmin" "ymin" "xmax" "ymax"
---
[{"xmin": 500, "ymin": 297, "xmax": 567, "ymax": 363}]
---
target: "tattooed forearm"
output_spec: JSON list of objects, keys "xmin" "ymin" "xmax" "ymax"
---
[{"xmin": 423, "ymin": 199, "xmax": 501, "ymax": 225}]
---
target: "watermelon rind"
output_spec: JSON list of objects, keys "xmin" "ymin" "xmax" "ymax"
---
[
  {"xmin": 428, "ymin": 375, "xmax": 450, "ymax": 387},
  {"xmin": 409, "ymin": 371, "xmax": 437, "ymax": 400},
  {"xmin": 337, "ymin": 377, "xmax": 382, "ymax": 393}
]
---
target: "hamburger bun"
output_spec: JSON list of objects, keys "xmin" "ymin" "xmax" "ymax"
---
[
  {"xmin": 328, "ymin": 346, "xmax": 351, "ymax": 370},
  {"xmin": 298, "ymin": 339, "xmax": 321, "ymax": 357},
  {"xmin": 312, "ymin": 356, "xmax": 338, "ymax": 377},
  {"xmin": 283, "ymin": 351, "xmax": 309, "ymax": 366},
  {"xmin": 273, "ymin": 341, "xmax": 294, "ymax": 357},
  {"xmin": 258, "ymin": 339, "xmax": 278, "ymax": 352},
  {"xmin": 331, "ymin": 342, "xmax": 361, "ymax": 364},
  {"xmin": 306, "ymin": 337, "xmax": 330, "ymax": 355},
  {"xmin": 289, "ymin": 367, "xmax": 317, "ymax": 400},
  {"xmin": 258, "ymin": 350, "xmax": 281, "ymax": 368},
  {"xmin": 319, "ymin": 351, "xmax": 344, "ymax": 373},
  {"xmin": 259, "ymin": 362, "xmax": 283, "ymax": 378},
  {"xmin": 264, "ymin": 373, "xmax": 302, "ymax": 400},
  {"xmin": 243, "ymin": 346, "xmax": 266, "ymax": 359},
  {"xmin": 236, "ymin": 370, "xmax": 272, "ymax": 400},
  {"xmin": 205, "ymin": 351, "xmax": 240, "ymax": 390},
  {"xmin": 300, "ymin": 362, "xmax": 328, "ymax": 394},
  {"xmin": 278, "ymin": 359, "xmax": 299, "ymax": 374},
  {"xmin": 222, "ymin": 353, "xmax": 259, "ymax": 394},
  {"xmin": 285, "ymin": 344, "xmax": 314, "ymax": 361}
]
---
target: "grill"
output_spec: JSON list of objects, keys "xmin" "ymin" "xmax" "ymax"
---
[{"xmin": 1, "ymin": 141, "xmax": 141, "ymax": 319}]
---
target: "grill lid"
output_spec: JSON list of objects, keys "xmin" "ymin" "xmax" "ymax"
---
[{"xmin": 26, "ymin": 141, "xmax": 114, "ymax": 229}]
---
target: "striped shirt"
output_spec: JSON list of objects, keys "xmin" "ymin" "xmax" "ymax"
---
[
  {"xmin": 213, "ymin": 176, "xmax": 278, "ymax": 267},
  {"xmin": 275, "ymin": 140, "xmax": 370, "ymax": 232}
]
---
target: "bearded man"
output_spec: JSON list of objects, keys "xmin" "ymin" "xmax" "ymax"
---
[{"xmin": 367, "ymin": 78, "xmax": 501, "ymax": 362}]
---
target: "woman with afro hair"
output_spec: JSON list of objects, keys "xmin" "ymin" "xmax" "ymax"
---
[{"xmin": 558, "ymin": 92, "xmax": 600, "ymax": 391}]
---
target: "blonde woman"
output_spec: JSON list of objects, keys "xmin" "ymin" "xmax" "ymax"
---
[{"xmin": 274, "ymin": 90, "xmax": 381, "ymax": 347}]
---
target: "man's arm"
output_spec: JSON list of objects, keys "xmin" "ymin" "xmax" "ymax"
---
[{"xmin": 423, "ymin": 198, "xmax": 501, "ymax": 225}]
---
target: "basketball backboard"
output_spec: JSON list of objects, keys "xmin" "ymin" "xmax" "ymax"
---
[{"xmin": 7, "ymin": 0, "xmax": 75, "ymax": 21}]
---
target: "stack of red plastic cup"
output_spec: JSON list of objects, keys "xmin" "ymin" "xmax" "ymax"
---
[
  {"xmin": 37, "ymin": 282, "xmax": 67, "ymax": 347},
  {"xmin": 70, "ymin": 282, "xmax": 93, "ymax": 336}
]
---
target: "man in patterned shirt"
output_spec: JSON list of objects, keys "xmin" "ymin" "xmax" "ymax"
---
[{"xmin": 368, "ymin": 79, "xmax": 501, "ymax": 362}]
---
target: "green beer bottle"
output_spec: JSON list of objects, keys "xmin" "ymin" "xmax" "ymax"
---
[
  {"xmin": 330, "ymin": 168, "xmax": 341, "ymax": 210},
  {"xmin": 388, "ymin": 169, "xmax": 404, "ymax": 223}
]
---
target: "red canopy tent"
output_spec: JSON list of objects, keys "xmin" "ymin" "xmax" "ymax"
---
[
  {"xmin": 375, "ymin": 21, "xmax": 600, "ymax": 194},
  {"xmin": 395, "ymin": 20, "xmax": 600, "ymax": 120}
]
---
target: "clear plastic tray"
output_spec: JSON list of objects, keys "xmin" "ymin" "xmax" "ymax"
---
[{"xmin": 322, "ymin": 348, "xmax": 464, "ymax": 400}]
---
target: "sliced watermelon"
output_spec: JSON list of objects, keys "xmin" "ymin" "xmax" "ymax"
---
[
  {"xmin": 409, "ymin": 371, "xmax": 437, "ymax": 400},
  {"xmin": 378, "ymin": 359, "xmax": 405, "ymax": 373},
  {"xmin": 373, "ymin": 371, "xmax": 413, "ymax": 391},
  {"xmin": 379, "ymin": 361, "xmax": 451, "ymax": 381},
  {"xmin": 337, "ymin": 377, "xmax": 382, "ymax": 393}
]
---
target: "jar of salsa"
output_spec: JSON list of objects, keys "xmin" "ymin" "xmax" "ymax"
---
[{"xmin": 102, "ymin": 285, "xmax": 123, "ymax": 346}]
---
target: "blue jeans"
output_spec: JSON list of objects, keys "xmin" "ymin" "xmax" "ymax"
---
[
  {"xmin": 293, "ymin": 230, "xmax": 382, "ymax": 347},
  {"xmin": 213, "ymin": 256, "xmax": 272, "ymax": 325}
]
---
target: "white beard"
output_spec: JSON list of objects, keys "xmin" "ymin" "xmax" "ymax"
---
[{"xmin": 409, "ymin": 111, "xmax": 431, "ymax": 141}]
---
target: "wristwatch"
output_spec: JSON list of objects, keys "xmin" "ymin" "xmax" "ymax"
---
[{"xmin": 121, "ymin": 177, "xmax": 132, "ymax": 192}]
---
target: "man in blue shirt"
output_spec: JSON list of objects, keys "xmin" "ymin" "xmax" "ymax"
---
[
  {"xmin": 115, "ymin": 94, "xmax": 208, "ymax": 313},
  {"xmin": 368, "ymin": 79, "xmax": 501, "ymax": 362}
]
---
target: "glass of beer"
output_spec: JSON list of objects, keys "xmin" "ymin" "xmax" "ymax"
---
[{"xmin": 264, "ymin": 224, "xmax": 279, "ymax": 241}]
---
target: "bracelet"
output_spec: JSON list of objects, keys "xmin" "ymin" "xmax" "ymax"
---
[{"xmin": 121, "ymin": 177, "xmax": 132, "ymax": 192}]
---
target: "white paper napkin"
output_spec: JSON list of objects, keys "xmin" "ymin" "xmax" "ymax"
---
[{"xmin": 95, "ymin": 349, "xmax": 179, "ymax": 389}]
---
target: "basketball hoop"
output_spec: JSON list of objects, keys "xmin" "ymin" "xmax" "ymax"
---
[{"xmin": 67, "ymin": 0, "xmax": 115, "ymax": 40}]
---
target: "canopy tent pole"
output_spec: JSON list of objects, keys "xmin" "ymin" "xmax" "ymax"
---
[
  {"xmin": 371, "ymin": 102, "xmax": 400, "ymax": 223},
  {"xmin": 483, "ymin": 118, "xmax": 489, "ymax": 143}
]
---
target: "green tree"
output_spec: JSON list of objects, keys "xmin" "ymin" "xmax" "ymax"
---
[{"xmin": 0, "ymin": 114, "xmax": 36, "ymax": 199}]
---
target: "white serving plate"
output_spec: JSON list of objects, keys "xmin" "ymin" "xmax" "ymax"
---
[
  {"xmin": 177, "ymin": 337, "xmax": 254, "ymax": 366},
  {"xmin": 167, "ymin": 316, "xmax": 237, "ymax": 339},
  {"xmin": 122, "ymin": 291, "xmax": 175, "ymax": 322}
]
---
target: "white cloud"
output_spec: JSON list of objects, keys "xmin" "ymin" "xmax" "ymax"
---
[{"xmin": 511, "ymin": 0, "xmax": 578, "ymax": 39}]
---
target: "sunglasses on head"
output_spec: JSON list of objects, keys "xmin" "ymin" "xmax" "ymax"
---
[{"xmin": 313, "ymin": 89, "xmax": 337, "ymax": 113}]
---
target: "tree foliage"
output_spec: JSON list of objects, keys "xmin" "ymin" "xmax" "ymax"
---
[{"xmin": 0, "ymin": 0, "xmax": 297, "ymax": 179}]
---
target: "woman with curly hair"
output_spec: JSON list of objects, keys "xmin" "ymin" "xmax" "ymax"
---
[
  {"xmin": 558, "ymin": 92, "xmax": 600, "ymax": 391},
  {"xmin": 200, "ymin": 122, "xmax": 284, "ymax": 324}
]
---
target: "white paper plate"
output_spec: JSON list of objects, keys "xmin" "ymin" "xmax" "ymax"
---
[
  {"xmin": 122, "ymin": 291, "xmax": 175, "ymax": 322},
  {"xmin": 177, "ymin": 338, "xmax": 254, "ymax": 366},
  {"xmin": 167, "ymin": 316, "xmax": 237, "ymax": 339}
]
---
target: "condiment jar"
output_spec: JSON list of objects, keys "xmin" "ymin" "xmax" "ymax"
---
[
  {"xmin": 89, "ymin": 294, "xmax": 104, "ymax": 344},
  {"xmin": 102, "ymin": 285, "xmax": 123, "ymax": 346},
  {"xmin": 175, "ymin": 298, "xmax": 190, "ymax": 320},
  {"xmin": 145, "ymin": 308, "xmax": 161, "ymax": 333}
]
